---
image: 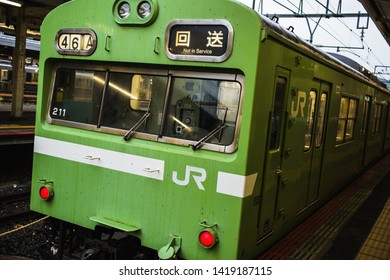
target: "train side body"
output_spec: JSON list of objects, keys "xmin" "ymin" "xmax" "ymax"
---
[{"xmin": 30, "ymin": 0, "xmax": 390, "ymax": 259}]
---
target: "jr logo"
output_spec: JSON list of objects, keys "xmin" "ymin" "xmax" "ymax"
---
[
  {"xmin": 172, "ymin": 165, "xmax": 207, "ymax": 190},
  {"xmin": 291, "ymin": 91, "xmax": 307, "ymax": 118}
]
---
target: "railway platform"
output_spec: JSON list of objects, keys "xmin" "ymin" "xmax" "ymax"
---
[{"xmin": 259, "ymin": 154, "xmax": 390, "ymax": 260}]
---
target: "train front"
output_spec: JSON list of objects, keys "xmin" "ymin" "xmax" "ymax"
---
[{"xmin": 30, "ymin": 0, "xmax": 262, "ymax": 259}]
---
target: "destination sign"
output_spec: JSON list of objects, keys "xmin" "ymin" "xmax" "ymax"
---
[
  {"xmin": 165, "ymin": 20, "xmax": 233, "ymax": 62},
  {"xmin": 56, "ymin": 29, "xmax": 97, "ymax": 56}
]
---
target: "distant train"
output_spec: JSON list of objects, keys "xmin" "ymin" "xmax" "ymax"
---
[
  {"xmin": 0, "ymin": 59, "xmax": 38, "ymax": 103},
  {"xmin": 30, "ymin": 0, "xmax": 390, "ymax": 259}
]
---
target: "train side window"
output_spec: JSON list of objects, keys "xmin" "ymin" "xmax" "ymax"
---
[
  {"xmin": 346, "ymin": 99, "xmax": 357, "ymax": 140},
  {"xmin": 315, "ymin": 92, "xmax": 327, "ymax": 148},
  {"xmin": 269, "ymin": 77, "xmax": 286, "ymax": 150},
  {"xmin": 50, "ymin": 69, "xmax": 105, "ymax": 125},
  {"xmin": 372, "ymin": 103, "xmax": 383, "ymax": 134},
  {"xmin": 304, "ymin": 90, "xmax": 317, "ymax": 151},
  {"xmin": 336, "ymin": 96, "xmax": 358, "ymax": 143}
]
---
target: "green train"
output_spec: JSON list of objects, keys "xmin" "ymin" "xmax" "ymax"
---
[{"xmin": 30, "ymin": 0, "xmax": 390, "ymax": 259}]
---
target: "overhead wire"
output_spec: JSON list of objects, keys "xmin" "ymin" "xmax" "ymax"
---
[
  {"xmin": 326, "ymin": 0, "xmax": 387, "ymax": 72},
  {"xmin": 302, "ymin": 0, "xmax": 382, "ymax": 75},
  {"xmin": 257, "ymin": 0, "xmax": 389, "ymax": 81},
  {"xmin": 282, "ymin": 0, "xmax": 359, "ymax": 53},
  {"xmin": 265, "ymin": 0, "xmax": 388, "ymax": 80},
  {"xmin": 308, "ymin": 0, "xmax": 386, "ymax": 72}
]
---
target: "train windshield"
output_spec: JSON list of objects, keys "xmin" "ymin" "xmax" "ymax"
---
[
  {"xmin": 50, "ymin": 69, "xmax": 106, "ymax": 125},
  {"xmin": 101, "ymin": 73, "xmax": 168, "ymax": 135},
  {"xmin": 164, "ymin": 77, "xmax": 240, "ymax": 147},
  {"xmin": 48, "ymin": 65, "xmax": 242, "ymax": 152}
]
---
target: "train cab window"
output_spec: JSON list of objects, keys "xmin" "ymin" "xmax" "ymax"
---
[
  {"xmin": 304, "ymin": 90, "xmax": 317, "ymax": 151},
  {"xmin": 49, "ymin": 69, "xmax": 105, "ymax": 125},
  {"xmin": 48, "ymin": 65, "xmax": 243, "ymax": 153},
  {"xmin": 269, "ymin": 77, "xmax": 286, "ymax": 150},
  {"xmin": 336, "ymin": 97, "xmax": 358, "ymax": 143},
  {"xmin": 100, "ymin": 73, "xmax": 168, "ymax": 135},
  {"xmin": 163, "ymin": 77, "xmax": 241, "ymax": 147},
  {"xmin": 372, "ymin": 103, "xmax": 383, "ymax": 134}
]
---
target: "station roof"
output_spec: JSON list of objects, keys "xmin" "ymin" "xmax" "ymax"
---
[
  {"xmin": 0, "ymin": 1, "xmax": 69, "ymax": 31},
  {"xmin": 0, "ymin": 1, "xmax": 68, "ymax": 58},
  {"xmin": 360, "ymin": 0, "xmax": 390, "ymax": 46}
]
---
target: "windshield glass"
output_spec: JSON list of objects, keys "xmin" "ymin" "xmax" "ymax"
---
[
  {"xmin": 100, "ymin": 73, "xmax": 168, "ymax": 135},
  {"xmin": 163, "ymin": 77, "xmax": 240, "ymax": 146},
  {"xmin": 48, "ymin": 65, "xmax": 242, "ymax": 152},
  {"xmin": 50, "ymin": 69, "xmax": 105, "ymax": 124}
]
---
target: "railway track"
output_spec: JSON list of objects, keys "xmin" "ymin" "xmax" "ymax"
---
[
  {"xmin": 0, "ymin": 186, "xmax": 37, "ymax": 224},
  {"xmin": 0, "ymin": 183, "xmax": 50, "ymax": 260}
]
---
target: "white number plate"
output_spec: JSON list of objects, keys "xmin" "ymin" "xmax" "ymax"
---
[{"xmin": 56, "ymin": 29, "xmax": 97, "ymax": 56}]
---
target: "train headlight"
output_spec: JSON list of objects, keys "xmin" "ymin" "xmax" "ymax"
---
[
  {"xmin": 118, "ymin": 2, "xmax": 131, "ymax": 19},
  {"xmin": 113, "ymin": 0, "xmax": 158, "ymax": 26},
  {"xmin": 137, "ymin": 1, "xmax": 152, "ymax": 19}
]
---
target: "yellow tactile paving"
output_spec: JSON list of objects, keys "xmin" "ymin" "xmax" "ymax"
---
[{"xmin": 356, "ymin": 198, "xmax": 390, "ymax": 260}]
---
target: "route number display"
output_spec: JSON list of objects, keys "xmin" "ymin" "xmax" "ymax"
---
[{"xmin": 56, "ymin": 29, "xmax": 97, "ymax": 56}]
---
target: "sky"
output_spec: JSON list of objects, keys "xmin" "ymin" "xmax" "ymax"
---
[{"xmin": 237, "ymin": 0, "xmax": 390, "ymax": 81}]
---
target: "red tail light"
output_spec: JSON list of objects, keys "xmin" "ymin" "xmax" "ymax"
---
[
  {"xmin": 199, "ymin": 229, "xmax": 218, "ymax": 248},
  {"xmin": 39, "ymin": 186, "xmax": 54, "ymax": 200}
]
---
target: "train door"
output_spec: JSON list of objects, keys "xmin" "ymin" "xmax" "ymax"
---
[
  {"xmin": 382, "ymin": 103, "xmax": 389, "ymax": 153},
  {"xmin": 257, "ymin": 68, "xmax": 289, "ymax": 239},
  {"xmin": 295, "ymin": 81, "xmax": 330, "ymax": 212},
  {"xmin": 360, "ymin": 95, "xmax": 372, "ymax": 168},
  {"xmin": 384, "ymin": 101, "xmax": 390, "ymax": 152}
]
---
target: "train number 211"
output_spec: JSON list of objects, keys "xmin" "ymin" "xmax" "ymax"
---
[{"xmin": 52, "ymin": 107, "xmax": 67, "ymax": 117}]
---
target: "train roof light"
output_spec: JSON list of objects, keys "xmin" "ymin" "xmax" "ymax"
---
[
  {"xmin": 137, "ymin": 2, "xmax": 152, "ymax": 19},
  {"xmin": 118, "ymin": 2, "xmax": 131, "ymax": 19}
]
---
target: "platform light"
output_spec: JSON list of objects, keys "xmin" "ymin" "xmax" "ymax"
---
[
  {"xmin": 0, "ymin": 0, "xmax": 22, "ymax": 7},
  {"xmin": 118, "ymin": 2, "xmax": 131, "ymax": 19},
  {"xmin": 137, "ymin": 1, "xmax": 152, "ymax": 19}
]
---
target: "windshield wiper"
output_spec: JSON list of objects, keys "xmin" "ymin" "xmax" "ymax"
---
[
  {"xmin": 123, "ymin": 100, "xmax": 151, "ymax": 141},
  {"xmin": 192, "ymin": 107, "xmax": 228, "ymax": 151}
]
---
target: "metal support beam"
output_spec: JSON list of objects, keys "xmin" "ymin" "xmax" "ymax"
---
[
  {"xmin": 306, "ymin": 16, "xmax": 322, "ymax": 43},
  {"xmin": 11, "ymin": 7, "xmax": 26, "ymax": 119},
  {"xmin": 266, "ymin": 13, "xmax": 369, "ymax": 18},
  {"xmin": 374, "ymin": 65, "xmax": 390, "ymax": 75}
]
